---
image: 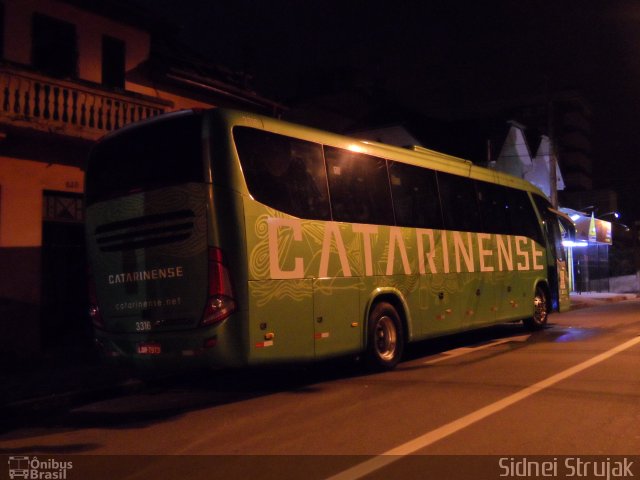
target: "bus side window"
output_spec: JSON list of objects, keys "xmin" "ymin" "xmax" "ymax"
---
[
  {"xmin": 476, "ymin": 181, "xmax": 510, "ymax": 235},
  {"xmin": 324, "ymin": 146, "xmax": 394, "ymax": 226},
  {"xmin": 233, "ymin": 127, "xmax": 331, "ymax": 220},
  {"xmin": 437, "ymin": 172, "xmax": 481, "ymax": 233},
  {"xmin": 505, "ymin": 188, "xmax": 544, "ymax": 244},
  {"xmin": 388, "ymin": 161, "xmax": 443, "ymax": 229}
]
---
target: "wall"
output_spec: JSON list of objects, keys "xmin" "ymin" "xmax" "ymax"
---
[
  {"xmin": 0, "ymin": 157, "xmax": 84, "ymax": 247},
  {"xmin": 0, "ymin": 157, "xmax": 84, "ymax": 356},
  {"xmin": 3, "ymin": 0, "xmax": 150, "ymax": 84},
  {"xmin": 609, "ymin": 274, "xmax": 640, "ymax": 293},
  {"xmin": 0, "ymin": 0, "xmax": 220, "ymax": 360}
]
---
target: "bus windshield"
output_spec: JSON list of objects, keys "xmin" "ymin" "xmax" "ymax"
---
[{"xmin": 86, "ymin": 111, "xmax": 204, "ymax": 206}]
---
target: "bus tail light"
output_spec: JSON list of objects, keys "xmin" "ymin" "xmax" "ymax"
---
[
  {"xmin": 201, "ymin": 247, "xmax": 236, "ymax": 326},
  {"xmin": 87, "ymin": 271, "xmax": 105, "ymax": 329}
]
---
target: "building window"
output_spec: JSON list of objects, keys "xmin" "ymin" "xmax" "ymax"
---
[
  {"xmin": 102, "ymin": 35, "xmax": 125, "ymax": 89},
  {"xmin": 31, "ymin": 13, "xmax": 78, "ymax": 78},
  {"xmin": 43, "ymin": 191, "xmax": 83, "ymax": 223}
]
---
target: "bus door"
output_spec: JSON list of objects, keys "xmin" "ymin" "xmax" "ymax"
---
[
  {"xmin": 536, "ymin": 203, "xmax": 572, "ymax": 313},
  {"xmin": 550, "ymin": 211, "xmax": 573, "ymax": 312}
]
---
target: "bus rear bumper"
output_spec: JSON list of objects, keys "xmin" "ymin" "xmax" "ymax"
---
[{"xmin": 93, "ymin": 326, "xmax": 245, "ymax": 371}]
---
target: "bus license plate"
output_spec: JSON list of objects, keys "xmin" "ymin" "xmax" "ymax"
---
[{"xmin": 137, "ymin": 343, "xmax": 161, "ymax": 355}]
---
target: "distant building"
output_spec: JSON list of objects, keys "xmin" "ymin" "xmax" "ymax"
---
[
  {"xmin": 528, "ymin": 135, "xmax": 565, "ymax": 198},
  {"xmin": 519, "ymin": 92, "xmax": 593, "ymax": 192},
  {"xmin": 490, "ymin": 121, "xmax": 565, "ymax": 200},
  {"xmin": 0, "ymin": 0, "xmax": 280, "ymax": 359},
  {"xmin": 492, "ymin": 121, "xmax": 533, "ymax": 179}
]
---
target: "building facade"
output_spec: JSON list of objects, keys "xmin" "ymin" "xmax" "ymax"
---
[{"xmin": 0, "ymin": 0, "xmax": 280, "ymax": 359}]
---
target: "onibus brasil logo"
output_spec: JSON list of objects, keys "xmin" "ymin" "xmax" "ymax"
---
[{"xmin": 8, "ymin": 456, "xmax": 73, "ymax": 479}]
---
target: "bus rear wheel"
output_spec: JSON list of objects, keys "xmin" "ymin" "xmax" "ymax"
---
[
  {"xmin": 366, "ymin": 302, "xmax": 404, "ymax": 371},
  {"xmin": 523, "ymin": 285, "xmax": 548, "ymax": 330}
]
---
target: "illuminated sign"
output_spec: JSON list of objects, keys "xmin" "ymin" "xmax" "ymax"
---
[{"xmin": 573, "ymin": 215, "xmax": 612, "ymax": 245}]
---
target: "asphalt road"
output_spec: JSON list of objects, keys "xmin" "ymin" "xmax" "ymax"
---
[{"xmin": 1, "ymin": 299, "xmax": 639, "ymax": 480}]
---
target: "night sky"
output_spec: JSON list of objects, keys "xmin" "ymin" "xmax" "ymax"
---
[{"xmin": 138, "ymin": 0, "xmax": 640, "ymax": 220}]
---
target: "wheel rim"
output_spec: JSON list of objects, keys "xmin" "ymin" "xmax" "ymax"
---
[
  {"xmin": 533, "ymin": 290, "xmax": 548, "ymax": 324},
  {"xmin": 374, "ymin": 315, "xmax": 397, "ymax": 361}
]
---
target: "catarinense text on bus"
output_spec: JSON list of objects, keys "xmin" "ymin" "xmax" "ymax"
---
[{"xmin": 267, "ymin": 217, "xmax": 545, "ymax": 279}]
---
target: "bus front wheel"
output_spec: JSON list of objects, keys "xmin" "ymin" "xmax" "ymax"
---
[
  {"xmin": 523, "ymin": 285, "xmax": 549, "ymax": 330},
  {"xmin": 366, "ymin": 302, "xmax": 404, "ymax": 371}
]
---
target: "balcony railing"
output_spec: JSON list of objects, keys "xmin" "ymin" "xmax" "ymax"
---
[{"xmin": 0, "ymin": 65, "xmax": 171, "ymax": 140}]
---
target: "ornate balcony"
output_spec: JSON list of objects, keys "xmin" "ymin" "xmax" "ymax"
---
[{"xmin": 0, "ymin": 64, "xmax": 171, "ymax": 141}]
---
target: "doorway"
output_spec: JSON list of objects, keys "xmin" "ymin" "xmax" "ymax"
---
[{"xmin": 40, "ymin": 191, "xmax": 91, "ymax": 355}]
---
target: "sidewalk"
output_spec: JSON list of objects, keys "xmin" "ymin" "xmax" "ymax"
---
[
  {"xmin": 1, "ymin": 291, "xmax": 638, "ymax": 430},
  {"xmin": 569, "ymin": 291, "xmax": 639, "ymax": 310}
]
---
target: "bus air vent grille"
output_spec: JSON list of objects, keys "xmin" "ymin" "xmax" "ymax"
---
[{"xmin": 95, "ymin": 210, "xmax": 195, "ymax": 252}]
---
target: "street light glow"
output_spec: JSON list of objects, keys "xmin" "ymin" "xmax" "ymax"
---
[{"xmin": 347, "ymin": 144, "xmax": 365, "ymax": 153}]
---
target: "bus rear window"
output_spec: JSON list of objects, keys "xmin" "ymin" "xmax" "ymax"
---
[{"xmin": 86, "ymin": 112, "xmax": 204, "ymax": 205}]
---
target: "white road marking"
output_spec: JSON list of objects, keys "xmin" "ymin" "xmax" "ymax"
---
[
  {"xmin": 326, "ymin": 335, "xmax": 640, "ymax": 480},
  {"xmin": 423, "ymin": 334, "xmax": 531, "ymax": 364}
]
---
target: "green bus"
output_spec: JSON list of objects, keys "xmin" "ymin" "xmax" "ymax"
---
[{"xmin": 85, "ymin": 108, "xmax": 570, "ymax": 371}]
